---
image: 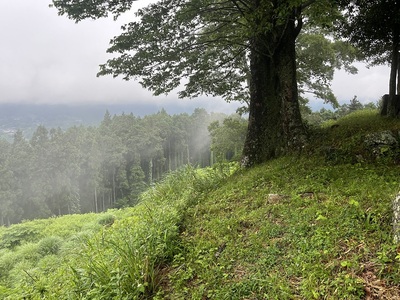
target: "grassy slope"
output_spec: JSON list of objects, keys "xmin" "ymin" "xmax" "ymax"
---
[
  {"xmin": 1, "ymin": 110, "xmax": 400, "ymax": 299},
  {"xmin": 166, "ymin": 159, "xmax": 399, "ymax": 299},
  {"xmin": 162, "ymin": 110, "xmax": 400, "ymax": 299}
]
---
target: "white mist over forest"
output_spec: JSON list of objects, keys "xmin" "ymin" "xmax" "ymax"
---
[{"xmin": 0, "ymin": 108, "xmax": 239, "ymax": 226}]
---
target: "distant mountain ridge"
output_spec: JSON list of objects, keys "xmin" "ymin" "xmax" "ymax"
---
[{"xmin": 0, "ymin": 103, "xmax": 200, "ymax": 140}]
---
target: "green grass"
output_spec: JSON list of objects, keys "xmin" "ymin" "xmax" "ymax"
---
[
  {"xmin": 164, "ymin": 159, "xmax": 400, "ymax": 299},
  {"xmin": 308, "ymin": 109, "xmax": 400, "ymax": 165},
  {"xmin": 1, "ymin": 110, "xmax": 400, "ymax": 299},
  {"xmin": 0, "ymin": 165, "xmax": 235, "ymax": 299}
]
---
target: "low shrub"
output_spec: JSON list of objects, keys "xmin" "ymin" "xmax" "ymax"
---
[
  {"xmin": 37, "ymin": 236, "xmax": 63, "ymax": 256},
  {"xmin": 97, "ymin": 214, "xmax": 116, "ymax": 226}
]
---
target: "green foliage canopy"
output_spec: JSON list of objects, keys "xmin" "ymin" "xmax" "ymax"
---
[
  {"xmin": 0, "ymin": 109, "xmax": 224, "ymax": 225},
  {"xmin": 338, "ymin": 0, "xmax": 400, "ymax": 65},
  {"xmin": 52, "ymin": 0, "xmax": 363, "ymax": 165},
  {"xmin": 297, "ymin": 29, "xmax": 360, "ymax": 107},
  {"xmin": 338, "ymin": 0, "xmax": 400, "ymax": 115},
  {"xmin": 208, "ymin": 115, "xmax": 247, "ymax": 161},
  {"xmin": 53, "ymin": 0, "xmax": 357, "ymax": 108}
]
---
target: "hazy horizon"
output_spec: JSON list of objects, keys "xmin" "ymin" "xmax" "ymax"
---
[{"xmin": 0, "ymin": 0, "xmax": 391, "ymax": 110}]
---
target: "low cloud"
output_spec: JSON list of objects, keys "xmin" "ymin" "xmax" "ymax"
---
[
  {"xmin": 332, "ymin": 63, "xmax": 389, "ymax": 104},
  {"xmin": 0, "ymin": 0, "xmax": 390, "ymax": 114}
]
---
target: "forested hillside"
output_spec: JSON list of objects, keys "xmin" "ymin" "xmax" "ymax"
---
[
  {"xmin": 0, "ymin": 108, "xmax": 240, "ymax": 226},
  {"xmin": 1, "ymin": 111, "xmax": 400, "ymax": 299},
  {"xmin": 0, "ymin": 103, "xmax": 206, "ymax": 141}
]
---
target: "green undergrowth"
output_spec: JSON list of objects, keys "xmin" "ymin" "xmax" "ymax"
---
[
  {"xmin": 0, "ymin": 165, "xmax": 236, "ymax": 299},
  {"xmin": 164, "ymin": 158, "xmax": 400, "ymax": 299},
  {"xmin": 1, "ymin": 110, "xmax": 400, "ymax": 299},
  {"xmin": 308, "ymin": 109, "xmax": 400, "ymax": 164}
]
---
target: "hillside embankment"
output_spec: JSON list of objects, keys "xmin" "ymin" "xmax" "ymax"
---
[{"xmin": 1, "ymin": 110, "xmax": 400, "ymax": 299}]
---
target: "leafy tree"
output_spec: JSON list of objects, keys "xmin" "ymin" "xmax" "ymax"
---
[
  {"xmin": 302, "ymin": 96, "xmax": 379, "ymax": 125},
  {"xmin": 144, "ymin": 109, "xmax": 172, "ymax": 179},
  {"xmin": 97, "ymin": 114, "xmax": 126, "ymax": 208},
  {"xmin": 297, "ymin": 29, "xmax": 360, "ymax": 107},
  {"xmin": 302, "ymin": 107, "xmax": 336, "ymax": 125},
  {"xmin": 0, "ymin": 108, "xmax": 233, "ymax": 224},
  {"xmin": 114, "ymin": 164, "xmax": 146, "ymax": 208},
  {"xmin": 0, "ymin": 140, "xmax": 15, "ymax": 226},
  {"xmin": 169, "ymin": 113, "xmax": 191, "ymax": 170},
  {"xmin": 40, "ymin": 126, "xmax": 81, "ymax": 215},
  {"xmin": 107, "ymin": 113, "xmax": 147, "ymax": 203},
  {"xmin": 208, "ymin": 115, "xmax": 247, "ymax": 162},
  {"xmin": 347, "ymin": 96, "xmax": 364, "ymax": 112},
  {"xmin": 52, "ymin": 0, "xmax": 345, "ymax": 166},
  {"xmin": 338, "ymin": 0, "xmax": 400, "ymax": 116},
  {"xmin": 8, "ymin": 130, "xmax": 40, "ymax": 220},
  {"xmin": 364, "ymin": 101, "xmax": 378, "ymax": 110},
  {"xmin": 29, "ymin": 125, "xmax": 53, "ymax": 217},
  {"xmin": 0, "ymin": 166, "xmax": 17, "ymax": 226},
  {"xmin": 186, "ymin": 108, "xmax": 212, "ymax": 167},
  {"xmin": 137, "ymin": 114, "xmax": 165, "ymax": 183}
]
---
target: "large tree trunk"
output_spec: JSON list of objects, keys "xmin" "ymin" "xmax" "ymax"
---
[
  {"xmin": 242, "ymin": 13, "xmax": 306, "ymax": 167},
  {"xmin": 388, "ymin": 28, "xmax": 399, "ymax": 117},
  {"xmin": 398, "ymin": 54, "xmax": 400, "ymax": 95}
]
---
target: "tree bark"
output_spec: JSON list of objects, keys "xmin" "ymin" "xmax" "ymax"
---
[
  {"xmin": 242, "ymin": 11, "xmax": 306, "ymax": 167},
  {"xmin": 398, "ymin": 54, "xmax": 400, "ymax": 95},
  {"xmin": 388, "ymin": 28, "xmax": 399, "ymax": 117},
  {"xmin": 381, "ymin": 94, "xmax": 389, "ymax": 116}
]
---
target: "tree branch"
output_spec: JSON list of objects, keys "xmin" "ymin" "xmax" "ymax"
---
[{"xmin": 301, "ymin": 0, "xmax": 317, "ymax": 10}]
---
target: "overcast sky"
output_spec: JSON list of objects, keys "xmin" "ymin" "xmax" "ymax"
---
[{"xmin": 0, "ymin": 0, "xmax": 391, "ymax": 112}]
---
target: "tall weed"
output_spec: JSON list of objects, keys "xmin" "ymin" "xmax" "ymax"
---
[{"xmin": 36, "ymin": 164, "xmax": 237, "ymax": 299}]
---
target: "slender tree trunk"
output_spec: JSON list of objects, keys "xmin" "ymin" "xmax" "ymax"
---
[
  {"xmin": 242, "ymin": 13, "xmax": 305, "ymax": 166},
  {"xmin": 148, "ymin": 158, "xmax": 153, "ymax": 184},
  {"xmin": 174, "ymin": 149, "xmax": 178, "ymax": 170},
  {"xmin": 158, "ymin": 161, "xmax": 161, "ymax": 180},
  {"xmin": 180, "ymin": 150, "xmax": 183, "ymax": 167},
  {"xmin": 112, "ymin": 169, "xmax": 116, "ymax": 204},
  {"xmin": 388, "ymin": 31, "xmax": 399, "ymax": 117},
  {"xmin": 94, "ymin": 186, "xmax": 98, "ymax": 213},
  {"xmin": 168, "ymin": 140, "xmax": 172, "ymax": 171}
]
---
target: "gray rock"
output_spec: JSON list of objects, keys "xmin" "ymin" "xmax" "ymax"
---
[
  {"xmin": 393, "ymin": 192, "xmax": 400, "ymax": 243},
  {"xmin": 364, "ymin": 130, "xmax": 398, "ymax": 147},
  {"xmin": 364, "ymin": 130, "xmax": 399, "ymax": 157}
]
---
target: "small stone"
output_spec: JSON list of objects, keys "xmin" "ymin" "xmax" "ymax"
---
[{"xmin": 267, "ymin": 194, "xmax": 288, "ymax": 204}]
